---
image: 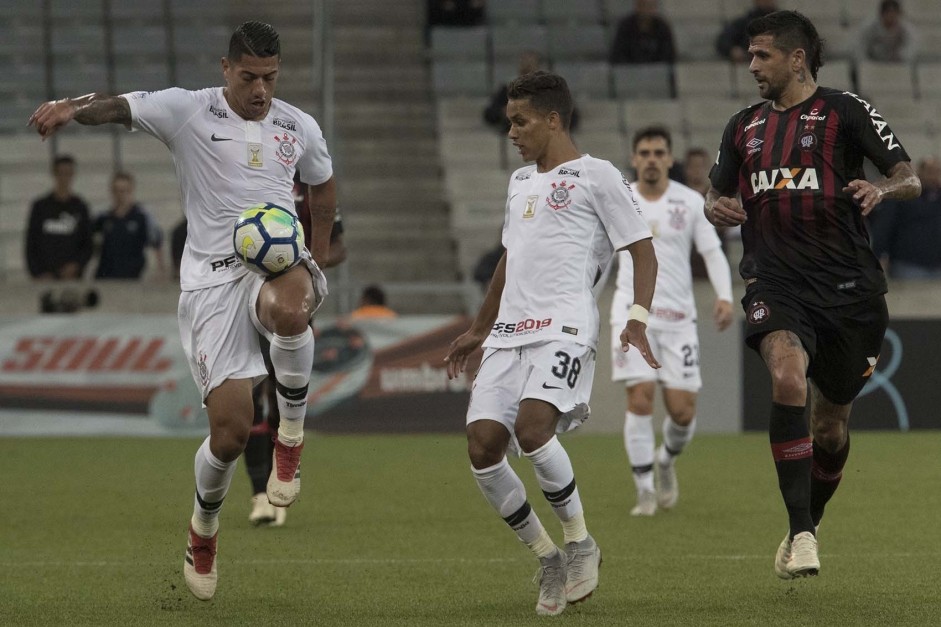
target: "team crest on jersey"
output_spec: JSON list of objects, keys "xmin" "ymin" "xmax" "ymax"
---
[
  {"xmin": 747, "ymin": 301, "xmax": 770, "ymax": 324},
  {"xmin": 197, "ymin": 352, "xmax": 209, "ymax": 386},
  {"xmin": 799, "ymin": 131, "xmax": 817, "ymax": 152},
  {"xmin": 668, "ymin": 206, "xmax": 687, "ymax": 230},
  {"xmin": 274, "ymin": 133, "xmax": 298, "ymax": 166},
  {"xmin": 547, "ymin": 180, "xmax": 576, "ymax": 210}
]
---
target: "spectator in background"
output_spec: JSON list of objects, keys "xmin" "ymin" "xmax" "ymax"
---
[
  {"xmin": 427, "ymin": 0, "xmax": 485, "ymax": 28},
  {"xmin": 869, "ymin": 156, "xmax": 941, "ymax": 279},
  {"xmin": 484, "ymin": 50, "xmax": 579, "ymax": 134},
  {"xmin": 350, "ymin": 285, "xmax": 397, "ymax": 320},
  {"xmin": 857, "ymin": 0, "xmax": 917, "ymax": 63},
  {"xmin": 25, "ymin": 154, "xmax": 93, "ymax": 280},
  {"xmin": 93, "ymin": 171, "xmax": 164, "ymax": 279},
  {"xmin": 716, "ymin": 0, "xmax": 778, "ymax": 63},
  {"xmin": 609, "ymin": 0, "xmax": 676, "ymax": 65},
  {"xmin": 473, "ymin": 240, "xmax": 505, "ymax": 292}
]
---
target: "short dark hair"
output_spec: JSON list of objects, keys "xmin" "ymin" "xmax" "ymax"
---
[
  {"xmin": 632, "ymin": 125, "xmax": 672, "ymax": 152},
  {"xmin": 746, "ymin": 10, "xmax": 824, "ymax": 81},
  {"xmin": 228, "ymin": 21, "xmax": 281, "ymax": 61},
  {"xmin": 361, "ymin": 285, "xmax": 387, "ymax": 306},
  {"xmin": 52, "ymin": 154, "xmax": 75, "ymax": 171},
  {"xmin": 507, "ymin": 71, "xmax": 574, "ymax": 130},
  {"xmin": 685, "ymin": 147, "xmax": 710, "ymax": 161},
  {"xmin": 880, "ymin": 0, "xmax": 901, "ymax": 14}
]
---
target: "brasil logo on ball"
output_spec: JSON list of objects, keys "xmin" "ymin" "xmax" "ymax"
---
[{"xmin": 232, "ymin": 202, "xmax": 306, "ymax": 275}]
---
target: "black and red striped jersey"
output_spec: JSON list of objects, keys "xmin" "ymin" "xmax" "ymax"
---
[{"xmin": 710, "ymin": 86, "xmax": 910, "ymax": 307}]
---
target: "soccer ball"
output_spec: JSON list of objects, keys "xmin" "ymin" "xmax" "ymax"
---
[{"xmin": 233, "ymin": 202, "xmax": 305, "ymax": 275}]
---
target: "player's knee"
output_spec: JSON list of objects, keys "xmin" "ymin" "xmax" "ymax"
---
[
  {"xmin": 812, "ymin": 418, "xmax": 847, "ymax": 452},
  {"xmin": 671, "ymin": 405, "xmax": 696, "ymax": 425},
  {"xmin": 211, "ymin": 426, "xmax": 250, "ymax": 462},
  {"xmin": 514, "ymin": 424, "xmax": 553, "ymax": 455},
  {"xmin": 264, "ymin": 300, "xmax": 311, "ymax": 336},
  {"xmin": 769, "ymin": 369, "xmax": 806, "ymax": 405},
  {"xmin": 467, "ymin": 435, "xmax": 504, "ymax": 469}
]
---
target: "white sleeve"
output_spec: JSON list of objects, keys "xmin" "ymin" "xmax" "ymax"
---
[
  {"xmin": 123, "ymin": 88, "xmax": 203, "ymax": 144},
  {"xmin": 691, "ymin": 191, "xmax": 723, "ymax": 255},
  {"xmin": 588, "ymin": 161, "xmax": 652, "ymax": 250},
  {"xmin": 702, "ymin": 246, "xmax": 733, "ymax": 302},
  {"xmin": 295, "ymin": 113, "xmax": 333, "ymax": 186}
]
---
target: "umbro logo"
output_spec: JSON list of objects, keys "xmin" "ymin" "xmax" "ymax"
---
[{"xmin": 210, "ymin": 134, "xmax": 233, "ymax": 142}]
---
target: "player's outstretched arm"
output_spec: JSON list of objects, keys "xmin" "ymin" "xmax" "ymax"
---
[
  {"xmin": 843, "ymin": 161, "xmax": 921, "ymax": 216},
  {"xmin": 445, "ymin": 251, "xmax": 506, "ymax": 380},
  {"xmin": 618, "ymin": 238, "xmax": 661, "ymax": 370},
  {"xmin": 704, "ymin": 186, "xmax": 747, "ymax": 227},
  {"xmin": 29, "ymin": 94, "xmax": 131, "ymax": 140}
]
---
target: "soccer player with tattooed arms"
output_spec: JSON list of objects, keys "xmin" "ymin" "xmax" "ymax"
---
[
  {"xmin": 446, "ymin": 71, "xmax": 659, "ymax": 616},
  {"xmin": 29, "ymin": 21, "xmax": 337, "ymax": 600},
  {"xmin": 706, "ymin": 10, "xmax": 920, "ymax": 579}
]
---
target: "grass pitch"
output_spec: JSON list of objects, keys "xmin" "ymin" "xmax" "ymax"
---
[{"xmin": 2, "ymin": 432, "xmax": 940, "ymax": 626}]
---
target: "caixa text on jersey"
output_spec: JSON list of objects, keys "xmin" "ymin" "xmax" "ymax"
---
[{"xmin": 492, "ymin": 318, "xmax": 552, "ymax": 335}]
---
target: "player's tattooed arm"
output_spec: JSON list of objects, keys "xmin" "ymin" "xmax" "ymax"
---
[
  {"xmin": 705, "ymin": 186, "xmax": 747, "ymax": 227},
  {"xmin": 29, "ymin": 93, "xmax": 130, "ymax": 139},
  {"xmin": 71, "ymin": 94, "xmax": 132, "ymax": 127},
  {"xmin": 844, "ymin": 161, "xmax": 921, "ymax": 215},
  {"xmin": 307, "ymin": 176, "xmax": 338, "ymax": 268}
]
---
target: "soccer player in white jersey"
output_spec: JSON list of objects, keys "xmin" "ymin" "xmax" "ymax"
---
[
  {"xmin": 445, "ymin": 72, "xmax": 660, "ymax": 617},
  {"xmin": 29, "ymin": 22, "xmax": 336, "ymax": 600},
  {"xmin": 611, "ymin": 126, "xmax": 733, "ymax": 516}
]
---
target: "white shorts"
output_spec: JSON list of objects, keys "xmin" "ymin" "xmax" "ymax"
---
[
  {"xmin": 610, "ymin": 323, "xmax": 701, "ymax": 391},
  {"xmin": 179, "ymin": 254, "xmax": 327, "ymax": 399},
  {"xmin": 467, "ymin": 340, "xmax": 596, "ymax": 434}
]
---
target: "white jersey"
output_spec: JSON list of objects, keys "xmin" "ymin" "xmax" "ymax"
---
[
  {"xmin": 486, "ymin": 155, "xmax": 651, "ymax": 350},
  {"xmin": 611, "ymin": 180, "xmax": 721, "ymax": 329},
  {"xmin": 124, "ymin": 87, "xmax": 333, "ymax": 291}
]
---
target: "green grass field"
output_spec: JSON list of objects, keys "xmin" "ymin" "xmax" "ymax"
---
[{"xmin": 2, "ymin": 432, "xmax": 940, "ymax": 626}]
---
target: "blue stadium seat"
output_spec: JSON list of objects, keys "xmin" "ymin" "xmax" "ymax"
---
[
  {"xmin": 430, "ymin": 26, "xmax": 488, "ymax": 61},
  {"xmin": 542, "ymin": 0, "xmax": 602, "ymax": 24},
  {"xmin": 547, "ymin": 24, "xmax": 608, "ymax": 61},
  {"xmin": 613, "ymin": 63, "xmax": 673, "ymax": 100},
  {"xmin": 491, "ymin": 24, "xmax": 549, "ymax": 61},
  {"xmin": 487, "ymin": 0, "xmax": 540, "ymax": 24},
  {"xmin": 553, "ymin": 61, "xmax": 612, "ymax": 99},
  {"xmin": 432, "ymin": 61, "xmax": 490, "ymax": 97}
]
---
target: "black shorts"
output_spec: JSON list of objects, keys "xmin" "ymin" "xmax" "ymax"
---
[{"xmin": 742, "ymin": 284, "xmax": 889, "ymax": 405}]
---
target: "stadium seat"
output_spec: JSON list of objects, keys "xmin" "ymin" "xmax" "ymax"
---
[
  {"xmin": 574, "ymin": 130, "xmax": 627, "ymax": 165},
  {"xmin": 553, "ymin": 61, "xmax": 612, "ymax": 99},
  {"xmin": 445, "ymin": 169, "xmax": 511, "ymax": 205},
  {"xmin": 576, "ymin": 99, "xmax": 622, "ymax": 133},
  {"xmin": 50, "ymin": 23, "xmax": 106, "ymax": 59},
  {"xmin": 542, "ymin": 0, "xmax": 603, "ymax": 24},
  {"xmin": 111, "ymin": 24, "xmax": 169, "ymax": 57},
  {"xmin": 114, "ymin": 60, "xmax": 170, "ymax": 94},
  {"xmin": 815, "ymin": 21, "xmax": 854, "ymax": 60},
  {"xmin": 621, "ymin": 99, "xmax": 683, "ymax": 135},
  {"xmin": 173, "ymin": 56, "xmax": 224, "ymax": 90},
  {"xmin": 491, "ymin": 24, "xmax": 549, "ymax": 62},
  {"xmin": 547, "ymin": 24, "xmax": 608, "ymax": 62},
  {"xmin": 486, "ymin": 0, "xmax": 540, "ymax": 24},
  {"xmin": 684, "ymin": 131, "xmax": 721, "ymax": 158},
  {"xmin": 601, "ymin": 0, "xmax": 634, "ymax": 22},
  {"xmin": 661, "ymin": 0, "xmax": 718, "ymax": 21},
  {"xmin": 873, "ymin": 98, "xmax": 936, "ymax": 136},
  {"xmin": 720, "ymin": 0, "xmax": 753, "ymax": 22},
  {"xmin": 907, "ymin": 0, "xmax": 941, "ymax": 26},
  {"xmin": 51, "ymin": 60, "xmax": 109, "ymax": 95},
  {"xmin": 786, "ymin": 0, "xmax": 842, "ymax": 22},
  {"xmin": 491, "ymin": 59, "xmax": 520, "ymax": 89},
  {"xmin": 169, "ymin": 0, "xmax": 227, "ymax": 20},
  {"xmin": 172, "ymin": 24, "xmax": 231, "ymax": 56},
  {"xmin": 450, "ymin": 199, "xmax": 505, "ymax": 233},
  {"xmin": 917, "ymin": 27, "xmax": 941, "ymax": 62},
  {"xmin": 0, "ymin": 23, "xmax": 43, "ymax": 56},
  {"xmin": 439, "ymin": 130, "xmax": 504, "ymax": 167},
  {"xmin": 683, "ymin": 97, "xmax": 741, "ymax": 134},
  {"xmin": 673, "ymin": 19, "xmax": 723, "ymax": 61},
  {"xmin": 430, "ymin": 26, "xmax": 488, "ymax": 62},
  {"xmin": 674, "ymin": 61, "xmax": 734, "ymax": 98},
  {"xmin": 436, "ymin": 97, "xmax": 489, "ymax": 132},
  {"xmin": 109, "ymin": 0, "xmax": 166, "ymax": 20},
  {"xmin": 50, "ymin": 0, "xmax": 103, "ymax": 20},
  {"xmin": 119, "ymin": 132, "xmax": 175, "ymax": 167},
  {"xmin": 433, "ymin": 61, "xmax": 489, "ymax": 97},
  {"xmin": 916, "ymin": 62, "xmax": 941, "ymax": 99},
  {"xmin": 0, "ymin": 0, "xmax": 42, "ymax": 23},
  {"xmin": 55, "ymin": 133, "xmax": 116, "ymax": 168},
  {"xmin": 612, "ymin": 63, "xmax": 673, "ymax": 100},
  {"xmin": 856, "ymin": 61, "xmax": 916, "ymax": 100},
  {"xmin": 896, "ymin": 134, "xmax": 940, "ymax": 161},
  {"xmin": 4, "ymin": 57, "xmax": 48, "ymax": 100},
  {"xmin": 815, "ymin": 59, "xmax": 853, "ymax": 92}
]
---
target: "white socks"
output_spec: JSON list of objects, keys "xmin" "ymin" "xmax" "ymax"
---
[
  {"xmin": 624, "ymin": 412, "xmax": 655, "ymax": 493},
  {"xmin": 658, "ymin": 416, "xmax": 697, "ymax": 465},
  {"xmin": 269, "ymin": 328, "xmax": 314, "ymax": 444},
  {"xmin": 473, "ymin": 458, "xmax": 556, "ymax": 557},
  {"xmin": 525, "ymin": 436, "xmax": 587, "ymax": 544},
  {"xmin": 191, "ymin": 436, "xmax": 238, "ymax": 537}
]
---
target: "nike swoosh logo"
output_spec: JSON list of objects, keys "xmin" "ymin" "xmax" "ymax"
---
[
  {"xmin": 210, "ymin": 134, "xmax": 233, "ymax": 142},
  {"xmin": 542, "ymin": 383, "xmax": 562, "ymax": 390}
]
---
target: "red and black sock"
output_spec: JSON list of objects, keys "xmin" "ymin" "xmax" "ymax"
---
[
  {"xmin": 810, "ymin": 434, "xmax": 850, "ymax": 527},
  {"xmin": 769, "ymin": 402, "xmax": 814, "ymax": 538}
]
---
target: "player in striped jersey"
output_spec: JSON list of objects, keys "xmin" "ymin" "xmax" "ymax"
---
[{"xmin": 706, "ymin": 10, "xmax": 921, "ymax": 579}]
